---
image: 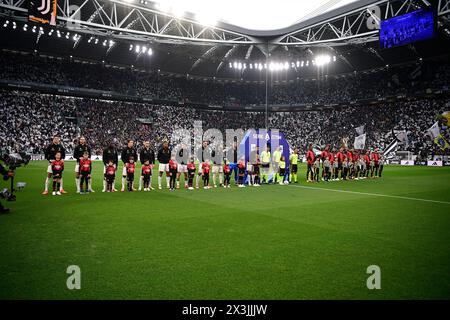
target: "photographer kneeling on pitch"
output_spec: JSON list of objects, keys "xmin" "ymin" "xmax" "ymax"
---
[{"xmin": 0, "ymin": 163, "xmax": 14, "ymax": 213}]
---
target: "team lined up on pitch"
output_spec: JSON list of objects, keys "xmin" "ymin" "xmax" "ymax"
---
[
  {"xmin": 42, "ymin": 136, "xmax": 385, "ymax": 196},
  {"xmin": 304, "ymin": 144, "xmax": 386, "ymax": 182}
]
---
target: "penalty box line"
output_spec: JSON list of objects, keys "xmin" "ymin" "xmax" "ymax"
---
[{"xmin": 288, "ymin": 184, "xmax": 450, "ymax": 205}]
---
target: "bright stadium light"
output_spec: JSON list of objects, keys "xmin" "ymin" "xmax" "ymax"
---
[
  {"xmin": 154, "ymin": 0, "xmax": 186, "ymax": 18},
  {"xmin": 129, "ymin": 44, "xmax": 133, "ymax": 50},
  {"xmin": 315, "ymin": 55, "xmax": 331, "ymax": 66},
  {"xmin": 148, "ymin": 48, "xmax": 153, "ymax": 55},
  {"xmin": 152, "ymin": 0, "xmax": 358, "ymax": 31},
  {"xmin": 155, "ymin": 0, "xmax": 172, "ymax": 13},
  {"xmin": 135, "ymin": 45, "xmax": 140, "ymax": 53},
  {"xmin": 195, "ymin": 13, "xmax": 217, "ymax": 27},
  {"xmin": 172, "ymin": 6, "xmax": 185, "ymax": 18},
  {"xmin": 194, "ymin": 4, "xmax": 218, "ymax": 27}
]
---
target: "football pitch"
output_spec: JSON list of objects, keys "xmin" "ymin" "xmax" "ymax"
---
[{"xmin": 0, "ymin": 161, "xmax": 449, "ymax": 300}]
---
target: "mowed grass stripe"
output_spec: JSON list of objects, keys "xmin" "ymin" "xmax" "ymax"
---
[
  {"xmin": 289, "ymin": 184, "xmax": 450, "ymax": 205},
  {"xmin": 0, "ymin": 161, "xmax": 449, "ymax": 299}
]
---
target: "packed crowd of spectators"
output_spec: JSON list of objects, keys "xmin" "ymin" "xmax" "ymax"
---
[
  {"xmin": 1, "ymin": 90, "xmax": 448, "ymax": 159},
  {"xmin": 0, "ymin": 91, "xmax": 78, "ymax": 154},
  {"xmin": 1, "ymin": 50, "xmax": 449, "ymax": 106},
  {"xmin": 270, "ymin": 98, "xmax": 450, "ymax": 158}
]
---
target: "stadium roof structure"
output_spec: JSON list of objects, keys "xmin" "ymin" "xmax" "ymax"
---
[{"xmin": 1, "ymin": 0, "xmax": 450, "ymax": 80}]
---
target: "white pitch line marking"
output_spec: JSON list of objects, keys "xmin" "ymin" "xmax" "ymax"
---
[{"xmin": 289, "ymin": 184, "xmax": 450, "ymax": 205}]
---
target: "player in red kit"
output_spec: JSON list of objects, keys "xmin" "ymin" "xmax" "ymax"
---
[
  {"xmin": 43, "ymin": 135, "xmax": 66, "ymax": 195},
  {"xmin": 79, "ymin": 152, "xmax": 92, "ymax": 194},
  {"xmin": 187, "ymin": 158, "xmax": 196, "ymax": 190},
  {"xmin": 169, "ymin": 156, "xmax": 178, "ymax": 191},
  {"xmin": 320, "ymin": 145, "xmax": 329, "ymax": 181},
  {"xmin": 104, "ymin": 160, "xmax": 116, "ymax": 192},
  {"xmin": 371, "ymin": 149, "xmax": 380, "ymax": 178},
  {"xmin": 121, "ymin": 139, "xmax": 138, "ymax": 192},
  {"xmin": 329, "ymin": 148, "xmax": 336, "ymax": 181},
  {"xmin": 346, "ymin": 149, "xmax": 354, "ymax": 179},
  {"xmin": 51, "ymin": 152, "xmax": 64, "ymax": 196},
  {"xmin": 223, "ymin": 160, "xmax": 232, "ymax": 188},
  {"xmin": 335, "ymin": 148, "xmax": 344, "ymax": 180},
  {"xmin": 202, "ymin": 159, "xmax": 211, "ymax": 189},
  {"xmin": 237, "ymin": 157, "xmax": 246, "ymax": 187},
  {"xmin": 353, "ymin": 151, "xmax": 361, "ymax": 179},
  {"xmin": 125, "ymin": 157, "xmax": 136, "ymax": 191},
  {"xmin": 306, "ymin": 144, "xmax": 315, "ymax": 182},
  {"xmin": 141, "ymin": 160, "xmax": 152, "ymax": 192},
  {"xmin": 363, "ymin": 151, "xmax": 371, "ymax": 178}
]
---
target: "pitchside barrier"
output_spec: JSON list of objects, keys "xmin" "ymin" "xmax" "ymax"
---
[
  {"xmin": 63, "ymin": 155, "xmax": 103, "ymax": 161},
  {"xmin": 26, "ymin": 154, "xmax": 450, "ymax": 166},
  {"xmin": 427, "ymin": 160, "xmax": 443, "ymax": 167},
  {"xmin": 400, "ymin": 160, "xmax": 415, "ymax": 166},
  {"xmin": 29, "ymin": 154, "xmax": 104, "ymax": 161},
  {"xmin": 30, "ymin": 154, "xmax": 46, "ymax": 161}
]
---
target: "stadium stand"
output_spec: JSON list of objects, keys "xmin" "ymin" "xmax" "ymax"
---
[
  {"xmin": 1, "ymin": 50, "xmax": 449, "ymax": 107},
  {"xmin": 1, "ymin": 87, "xmax": 448, "ymax": 158}
]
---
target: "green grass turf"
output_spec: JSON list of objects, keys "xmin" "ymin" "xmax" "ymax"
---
[{"xmin": 0, "ymin": 161, "xmax": 449, "ymax": 299}]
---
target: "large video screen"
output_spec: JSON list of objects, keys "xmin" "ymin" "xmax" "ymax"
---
[{"xmin": 380, "ymin": 9, "xmax": 435, "ymax": 49}]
